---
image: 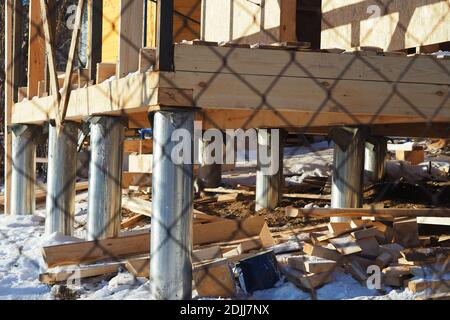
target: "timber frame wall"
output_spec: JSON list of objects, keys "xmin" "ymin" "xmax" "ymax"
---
[{"xmin": 3, "ymin": 0, "xmax": 450, "ymax": 212}]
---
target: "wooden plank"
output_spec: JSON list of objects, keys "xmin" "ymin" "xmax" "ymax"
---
[
  {"xmin": 117, "ymin": 0, "xmax": 143, "ymax": 78},
  {"xmin": 96, "ymin": 62, "xmax": 116, "ymax": 84},
  {"xmin": 121, "ymin": 214, "xmax": 145, "ymax": 229},
  {"xmin": 321, "ymin": 0, "xmax": 450, "ymax": 51},
  {"xmin": 101, "ymin": 0, "xmax": 198, "ymax": 63},
  {"xmin": 193, "ymin": 216, "xmax": 268, "ymax": 246},
  {"xmin": 128, "ymin": 154, "xmax": 152, "ymax": 173},
  {"xmin": 139, "ymin": 47, "xmax": 156, "ymax": 73},
  {"xmin": 126, "ymin": 246, "xmax": 224, "ymax": 278},
  {"xmin": 42, "ymin": 216, "xmax": 268, "ymax": 267},
  {"xmin": 302, "ymin": 243, "xmax": 343, "ymax": 262},
  {"xmin": 192, "ymin": 245, "xmax": 222, "ymax": 263},
  {"xmin": 236, "ymin": 239, "xmax": 261, "ymax": 254},
  {"xmin": 393, "ymin": 218, "xmax": 420, "ymax": 248},
  {"xmin": 173, "ymin": 44, "xmax": 450, "ymax": 85},
  {"xmin": 204, "ymin": 188, "xmax": 331, "ymax": 201},
  {"xmin": 17, "ymin": 87, "xmax": 27, "ymax": 102},
  {"xmin": 161, "ymin": 70, "xmax": 450, "ymax": 120},
  {"xmin": 400, "ymin": 247, "xmax": 450, "ymax": 262},
  {"xmin": 59, "ymin": 0, "xmax": 86, "ymax": 123},
  {"xmin": 12, "ymin": 43, "xmax": 450, "ymax": 125},
  {"xmin": 283, "ymin": 207, "xmax": 450, "ymax": 218},
  {"xmin": 42, "ymin": 233, "xmax": 150, "ymax": 268},
  {"xmin": 12, "ymin": 0, "xmax": 24, "ymax": 102},
  {"xmin": 121, "ymin": 195, "xmax": 223, "ymax": 223},
  {"xmin": 279, "ymin": 264, "xmax": 333, "ymax": 290},
  {"xmin": 11, "ymin": 73, "xmax": 175, "ymax": 124},
  {"xmin": 39, "ymin": 0, "xmax": 61, "ymax": 127},
  {"xmin": 193, "ymin": 258, "xmax": 236, "ymax": 298},
  {"xmin": 199, "ymin": 109, "xmax": 448, "ymax": 135},
  {"xmin": 172, "ymin": 0, "xmax": 201, "ymax": 42},
  {"xmin": 329, "ymin": 235, "xmax": 362, "ymax": 255},
  {"xmin": 201, "ymin": 0, "xmax": 296, "ymax": 44},
  {"xmin": 417, "ymin": 217, "xmax": 450, "ymax": 226},
  {"xmin": 121, "ymin": 196, "xmax": 152, "ymax": 217},
  {"xmin": 287, "ymin": 255, "xmax": 337, "ymax": 274},
  {"xmin": 0, "ymin": 181, "xmax": 88, "ymax": 206},
  {"xmin": 125, "ymin": 257, "xmax": 151, "ymax": 278},
  {"xmin": 123, "ymin": 139, "xmax": 153, "ymax": 154},
  {"xmin": 328, "ymin": 222, "xmax": 352, "ymax": 235},
  {"xmin": 216, "ymin": 193, "xmax": 240, "ymax": 203},
  {"xmin": 27, "ymin": 0, "xmax": 45, "ymax": 99},
  {"xmin": 121, "ymin": 172, "xmax": 152, "ymax": 188},
  {"xmin": 39, "ymin": 262, "xmax": 123, "ymax": 284},
  {"xmin": 357, "ymin": 237, "xmax": 380, "ymax": 258},
  {"xmin": 408, "ymin": 279, "xmax": 450, "ymax": 294},
  {"xmin": 4, "ymin": 0, "xmax": 14, "ymax": 214},
  {"xmin": 380, "ymin": 243, "xmax": 404, "ymax": 260},
  {"xmin": 350, "ymin": 227, "xmax": 383, "ymax": 240}
]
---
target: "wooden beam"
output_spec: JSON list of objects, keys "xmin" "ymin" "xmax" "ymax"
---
[
  {"xmin": 39, "ymin": 0, "xmax": 61, "ymax": 127},
  {"xmin": 12, "ymin": 73, "xmax": 193, "ymax": 124},
  {"xmin": 162, "ymin": 45, "xmax": 450, "ymax": 119},
  {"xmin": 12, "ymin": 44, "xmax": 450, "ymax": 127},
  {"xmin": 125, "ymin": 257, "xmax": 151, "ymax": 278},
  {"xmin": 284, "ymin": 207, "xmax": 450, "ymax": 218},
  {"xmin": 139, "ymin": 47, "xmax": 156, "ymax": 73},
  {"xmin": 42, "ymin": 216, "xmax": 266, "ymax": 267},
  {"xmin": 95, "ymin": 62, "xmax": 116, "ymax": 84},
  {"xmin": 27, "ymin": 0, "xmax": 45, "ymax": 99},
  {"xmin": 121, "ymin": 172, "xmax": 152, "ymax": 188},
  {"xmin": 4, "ymin": 0, "xmax": 14, "ymax": 214},
  {"xmin": 173, "ymin": 45, "xmax": 450, "ymax": 85},
  {"xmin": 117, "ymin": 0, "xmax": 144, "ymax": 78},
  {"xmin": 17, "ymin": 87, "xmax": 28, "ymax": 102},
  {"xmin": 121, "ymin": 195, "xmax": 224, "ymax": 223},
  {"xmin": 0, "ymin": 181, "xmax": 88, "ymax": 206},
  {"xmin": 321, "ymin": 0, "xmax": 450, "ymax": 51},
  {"xmin": 39, "ymin": 262, "xmax": 123, "ymax": 284},
  {"xmin": 203, "ymin": 187, "xmax": 331, "ymax": 200},
  {"xmin": 59, "ymin": 0, "xmax": 86, "ymax": 123},
  {"xmin": 201, "ymin": 0, "xmax": 297, "ymax": 44},
  {"xmin": 123, "ymin": 139, "xmax": 153, "ymax": 153},
  {"xmin": 121, "ymin": 214, "xmax": 146, "ymax": 229}
]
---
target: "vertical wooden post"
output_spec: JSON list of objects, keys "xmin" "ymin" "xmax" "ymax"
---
[
  {"xmin": 28, "ymin": 0, "xmax": 46, "ymax": 99},
  {"xmin": 4, "ymin": 0, "xmax": 14, "ymax": 214},
  {"xmin": 12, "ymin": 0, "xmax": 24, "ymax": 102},
  {"xmin": 117, "ymin": 0, "xmax": 144, "ymax": 78},
  {"xmin": 59, "ymin": 0, "xmax": 86, "ymax": 123},
  {"xmin": 156, "ymin": 0, "xmax": 174, "ymax": 71},
  {"xmin": 88, "ymin": 0, "xmax": 103, "ymax": 81},
  {"xmin": 43, "ymin": 0, "xmax": 56, "ymax": 95}
]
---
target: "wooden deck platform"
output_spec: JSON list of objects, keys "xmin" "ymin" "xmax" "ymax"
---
[{"xmin": 12, "ymin": 43, "xmax": 450, "ymax": 137}]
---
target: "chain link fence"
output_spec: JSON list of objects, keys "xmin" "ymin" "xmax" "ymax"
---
[{"xmin": 1, "ymin": 0, "xmax": 449, "ymax": 300}]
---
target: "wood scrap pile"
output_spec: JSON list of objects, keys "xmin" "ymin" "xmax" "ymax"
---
[
  {"xmin": 277, "ymin": 217, "xmax": 450, "ymax": 297},
  {"xmin": 38, "ymin": 210, "xmax": 449, "ymax": 299},
  {"xmin": 38, "ymin": 216, "xmax": 278, "ymax": 298}
]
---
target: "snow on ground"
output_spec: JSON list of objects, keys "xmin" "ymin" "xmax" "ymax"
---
[
  {"xmin": 226, "ymin": 140, "xmax": 450, "ymax": 193},
  {"xmin": 0, "ymin": 213, "xmax": 52, "ymax": 299},
  {"xmin": 224, "ymin": 141, "xmax": 333, "ymax": 187},
  {"xmin": 1, "ymin": 212, "xmax": 444, "ymax": 300}
]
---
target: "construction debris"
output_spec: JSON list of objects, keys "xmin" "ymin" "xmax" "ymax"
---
[{"xmin": 38, "ymin": 209, "xmax": 450, "ymax": 298}]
